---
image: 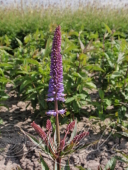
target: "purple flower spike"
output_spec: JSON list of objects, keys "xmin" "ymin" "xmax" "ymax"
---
[
  {"xmin": 46, "ymin": 110, "xmax": 57, "ymax": 116},
  {"xmin": 47, "ymin": 26, "xmax": 65, "ymax": 102}
]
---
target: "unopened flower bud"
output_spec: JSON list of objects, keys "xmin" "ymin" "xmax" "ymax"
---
[
  {"xmin": 31, "ymin": 121, "xmax": 47, "ymax": 144},
  {"xmin": 46, "ymin": 119, "xmax": 52, "ymax": 131},
  {"xmin": 67, "ymin": 121, "xmax": 75, "ymax": 131},
  {"xmin": 59, "ymin": 139, "xmax": 65, "ymax": 151},
  {"xmin": 73, "ymin": 132, "xmax": 89, "ymax": 143}
]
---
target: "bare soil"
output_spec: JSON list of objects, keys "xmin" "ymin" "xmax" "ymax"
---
[{"xmin": 0, "ymin": 84, "xmax": 128, "ymax": 170}]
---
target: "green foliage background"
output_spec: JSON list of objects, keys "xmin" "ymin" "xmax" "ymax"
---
[{"xmin": 0, "ymin": 4, "xmax": 128, "ymax": 128}]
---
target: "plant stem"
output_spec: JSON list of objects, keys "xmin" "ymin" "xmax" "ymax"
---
[{"xmin": 55, "ymin": 97, "xmax": 61, "ymax": 170}]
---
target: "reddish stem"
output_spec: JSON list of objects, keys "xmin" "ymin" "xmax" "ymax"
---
[{"xmin": 55, "ymin": 96, "xmax": 61, "ymax": 170}]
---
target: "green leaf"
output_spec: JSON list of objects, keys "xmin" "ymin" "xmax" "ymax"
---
[
  {"xmin": 121, "ymin": 153, "xmax": 128, "ymax": 161},
  {"xmin": 104, "ymin": 53, "xmax": 114, "ymax": 68},
  {"xmin": 0, "ymin": 68, "xmax": 4, "ymax": 76},
  {"xmin": 21, "ymin": 128, "xmax": 51, "ymax": 155},
  {"xmin": 16, "ymin": 166, "xmax": 23, "ymax": 170},
  {"xmin": 103, "ymin": 23, "xmax": 112, "ymax": 34},
  {"xmin": 104, "ymin": 157, "xmax": 117, "ymax": 170},
  {"xmin": 0, "ymin": 119, "xmax": 3, "ymax": 124},
  {"xmin": 40, "ymin": 156, "xmax": 50, "ymax": 170},
  {"xmin": 76, "ymin": 94, "xmax": 87, "ymax": 100},
  {"xmin": 0, "ymin": 63, "xmax": 13, "ymax": 68},
  {"xmin": 85, "ymin": 82, "xmax": 96, "ymax": 89},
  {"xmin": 78, "ymin": 31, "xmax": 85, "ymax": 52},
  {"xmin": 47, "ymin": 135, "xmax": 57, "ymax": 159},
  {"xmin": 72, "ymin": 72, "xmax": 83, "ymax": 79},
  {"xmin": 0, "ymin": 77, "xmax": 11, "ymax": 83},
  {"xmin": 16, "ymin": 38, "xmax": 22, "ymax": 46},
  {"xmin": 64, "ymin": 44, "xmax": 77, "ymax": 53},
  {"xmin": 61, "ymin": 142, "xmax": 74, "ymax": 156},
  {"xmin": 114, "ymin": 154, "xmax": 128, "ymax": 163},
  {"xmin": 117, "ymin": 53, "xmax": 125, "ymax": 64},
  {"xmin": 117, "ymin": 132, "xmax": 128, "ymax": 137},
  {"xmin": 66, "ymin": 97, "xmax": 75, "ymax": 103},
  {"xmin": 20, "ymin": 80, "xmax": 31, "ymax": 91},
  {"xmin": 64, "ymin": 160, "xmax": 70, "ymax": 170},
  {"xmin": 0, "ymin": 46, "xmax": 12, "ymax": 51},
  {"xmin": 24, "ymin": 34, "xmax": 32, "ymax": 43},
  {"xmin": 89, "ymin": 116, "xmax": 100, "ymax": 120},
  {"xmin": 68, "ymin": 30, "xmax": 79, "ymax": 37},
  {"xmin": 44, "ymin": 38, "xmax": 52, "ymax": 56},
  {"xmin": 76, "ymin": 166, "xmax": 86, "ymax": 170},
  {"xmin": 110, "ymin": 71, "xmax": 122, "ymax": 79},
  {"xmin": 25, "ymin": 58, "xmax": 39, "ymax": 65},
  {"xmin": 79, "ymin": 53, "xmax": 87, "ymax": 61},
  {"xmin": 90, "ymin": 32, "xmax": 98, "ymax": 39},
  {"xmin": 99, "ymin": 89, "xmax": 104, "ymax": 100},
  {"xmin": 103, "ymin": 99, "xmax": 111, "ymax": 106},
  {"xmin": 113, "ymin": 32, "xmax": 125, "ymax": 37},
  {"xmin": 85, "ymin": 64, "xmax": 104, "ymax": 72},
  {"xmin": 125, "ymin": 114, "xmax": 128, "ymax": 118},
  {"xmin": 75, "ymin": 61, "xmax": 79, "ymax": 66},
  {"xmin": 121, "ymin": 92, "xmax": 128, "ymax": 100},
  {"xmin": 16, "ymin": 71, "xmax": 29, "ymax": 74},
  {"xmin": 92, "ymin": 65, "xmax": 104, "ymax": 72},
  {"xmin": 21, "ymin": 129, "xmax": 40, "ymax": 146}
]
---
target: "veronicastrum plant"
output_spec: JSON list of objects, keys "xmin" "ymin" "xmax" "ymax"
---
[
  {"xmin": 26, "ymin": 26, "xmax": 89, "ymax": 170},
  {"xmin": 9, "ymin": 26, "xmax": 95, "ymax": 118}
]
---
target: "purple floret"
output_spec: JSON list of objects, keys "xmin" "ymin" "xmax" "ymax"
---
[
  {"xmin": 46, "ymin": 110, "xmax": 57, "ymax": 116},
  {"xmin": 46, "ymin": 109, "xmax": 66, "ymax": 116},
  {"xmin": 58, "ymin": 109, "xmax": 66, "ymax": 114}
]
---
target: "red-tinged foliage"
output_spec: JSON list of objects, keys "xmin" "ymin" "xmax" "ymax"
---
[
  {"xmin": 59, "ymin": 139, "xmax": 65, "ymax": 151},
  {"xmin": 67, "ymin": 121, "xmax": 75, "ymax": 131},
  {"xmin": 31, "ymin": 121, "xmax": 47, "ymax": 144},
  {"xmin": 46, "ymin": 119, "xmax": 52, "ymax": 131},
  {"xmin": 73, "ymin": 132, "xmax": 89, "ymax": 143}
]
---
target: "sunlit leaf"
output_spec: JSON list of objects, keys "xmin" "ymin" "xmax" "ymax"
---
[{"xmin": 103, "ymin": 23, "xmax": 112, "ymax": 34}]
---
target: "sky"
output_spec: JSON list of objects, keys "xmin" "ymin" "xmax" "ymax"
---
[{"xmin": 1, "ymin": 0, "xmax": 128, "ymax": 9}]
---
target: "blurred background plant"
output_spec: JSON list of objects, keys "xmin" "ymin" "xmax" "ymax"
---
[{"xmin": 0, "ymin": 45, "xmax": 12, "ymax": 124}]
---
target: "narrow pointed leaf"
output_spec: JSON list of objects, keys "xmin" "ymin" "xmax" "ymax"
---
[
  {"xmin": 67, "ymin": 119, "xmax": 77, "ymax": 144},
  {"xmin": 54, "ymin": 160, "xmax": 57, "ymax": 170},
  {"xmin": 64, "ymin": 160, "xmax": 70, "ymax": 170},
  {"xmin": 40, "ymin": 156, "xmax": 50, "ymax": 170}
]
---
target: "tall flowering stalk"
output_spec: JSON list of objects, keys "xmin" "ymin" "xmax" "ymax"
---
[
  {"xmin": 47, "ymin": 25, "xmax": 65, "ymax": 170},
  {"xmin": 29, "ymin": 26, "xmax": 89, "ymax": 170}
]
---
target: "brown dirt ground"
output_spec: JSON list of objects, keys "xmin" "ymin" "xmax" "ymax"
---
[{"xmin": 0, "ymin": 84, "xmax": 128, "ymax": 170}]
